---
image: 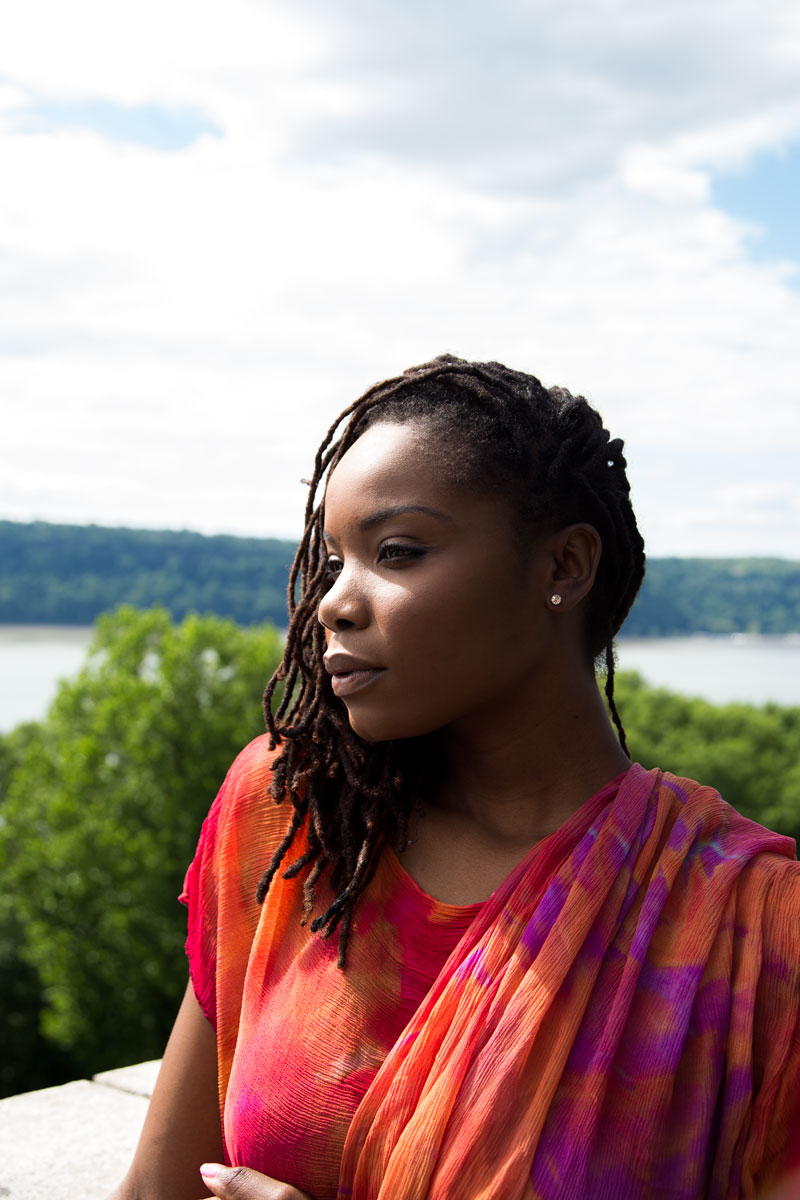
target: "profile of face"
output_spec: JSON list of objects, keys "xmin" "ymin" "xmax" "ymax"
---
[{"xmin": 318, "ymin": 421, "xmax": 596, "ymax": 743}]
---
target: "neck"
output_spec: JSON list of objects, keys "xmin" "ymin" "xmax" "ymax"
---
[{"xmin": 435, "ymin": 671, "xmax": 630, "ymax": 847}]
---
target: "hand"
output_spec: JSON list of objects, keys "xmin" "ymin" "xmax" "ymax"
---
[{"xmin": 199, "ymin": 1163, "xmax": 312, "ymax": 1200}]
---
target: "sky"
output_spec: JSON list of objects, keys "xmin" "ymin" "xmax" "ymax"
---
[{"xmin": 1, "ymin": 0, "xmax": 799, "ymax": 558}]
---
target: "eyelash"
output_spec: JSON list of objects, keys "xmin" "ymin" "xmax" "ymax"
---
[
  {"xmin": 324, "ymin": 542, "xmax": 427, "ymax": 580},
  {"xmin": 378, "ymin": 542, "xmax": 427, "ymax": 565}
]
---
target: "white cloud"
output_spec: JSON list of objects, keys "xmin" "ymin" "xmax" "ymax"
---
[
  {"xmin": 0, "ymin": 0, "xmax": 324, "ymax": 107},
  {"xmin": 1, "ymin": 0, "xmax": 800, "ymax": 556}
]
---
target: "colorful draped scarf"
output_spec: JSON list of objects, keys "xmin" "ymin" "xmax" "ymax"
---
[
  {"xmin": 339, "ymin": 765, "xmax": 800, "ymax": 1199},
  {"xmin": 183, "ymin": 739, "xmax": 800, "ymax": 1200}
]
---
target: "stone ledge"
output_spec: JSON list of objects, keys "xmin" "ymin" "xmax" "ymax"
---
[
  {"xmin": 93, "ymin": 1059, "xmax": 161, "ymax": 1099},
  {"xmin": 0, "ymin": 1061, "xmax": 160, "ymax": 1200}
]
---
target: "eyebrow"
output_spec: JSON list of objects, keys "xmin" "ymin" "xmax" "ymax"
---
[{"xmin": 323, "ymin": 504, "xmax": 453, "ymax": 541}]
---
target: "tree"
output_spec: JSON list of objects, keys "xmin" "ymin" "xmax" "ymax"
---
[
  {"xmin": 0, "ymin": 721, "xmax": 78, "ymax": 1096},
  {"xmin": 0, "ymin": 607, "xmax": 283, "ymax": 1083},
  {"xmin": 612, "ymin": 671, "xmax": 800, "ymax": 841},
  {"xmin": 0, "ymin": 519, "xmax": 295, "ymax": 626}
]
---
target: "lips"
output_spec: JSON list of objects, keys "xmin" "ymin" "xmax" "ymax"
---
[{"xmin": 323, "ymin": 653, "xmax": 385, "ymax": 698}]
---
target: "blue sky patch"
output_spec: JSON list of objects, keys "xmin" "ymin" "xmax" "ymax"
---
[
  {"xmin": 711, "ymin": 144, "xmax": 800, "ymax": 267},
  {"xmin": 25, "ymin": 97, "xmax": 222, "ymax": 151}
]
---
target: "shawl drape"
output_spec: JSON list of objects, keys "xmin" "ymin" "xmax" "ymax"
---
[{"xmin": 338, "ymin": 765, "xmax": 800, "ymax": 1199}]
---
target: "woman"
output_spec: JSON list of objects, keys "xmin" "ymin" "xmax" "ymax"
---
[{"xmin": 110, "ymin": 356, "xmax": 800, "ymax": 1200}]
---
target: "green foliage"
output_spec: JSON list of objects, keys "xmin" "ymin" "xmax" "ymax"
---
[
  {"xmin": 614, "ymin": 671, "xmax": 800, "ymax": 842},
  {"xmin": 0, "ymin": 519, "xmax": 296, "ymax": 627},
  {"xmin": 622, "ymin": 557, "xmax": 800, "ymax": 636},
  {"xmin": 0, "ymin": 721, "xmax": 78, "ymax": 1096},
  {"xmin": 0, "ymin": 607, "xmax": 282, "ymax": 1091}
]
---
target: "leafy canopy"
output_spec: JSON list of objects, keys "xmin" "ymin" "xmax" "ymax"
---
[{"xmin": 0, "ymin": 607, "xmax": 282, "ymax": 1082}]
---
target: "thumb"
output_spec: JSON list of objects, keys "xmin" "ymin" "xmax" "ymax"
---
[{"xmin": 199, "ymin": 1162, "xmax": 311, "ymax": 1200}]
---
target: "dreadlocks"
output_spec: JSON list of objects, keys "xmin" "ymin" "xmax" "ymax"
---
[{"xmin": 260, "ymin": 355, "xmax": 646, "ymax": 965}]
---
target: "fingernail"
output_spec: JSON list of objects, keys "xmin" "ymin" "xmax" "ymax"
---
[{"xmin": 200, "ymin": 1163, "xmax": 222, "ymax": 1179}]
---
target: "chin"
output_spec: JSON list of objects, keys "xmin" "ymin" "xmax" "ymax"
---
[
  {"xmin": 347, "ymin": 716, "xmax": 397, "ymax": 744},
  {"xmin": 345, "ymin": 706, "xmax": 441, "ymax": 745}
]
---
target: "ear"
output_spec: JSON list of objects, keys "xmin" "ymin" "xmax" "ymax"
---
[{"xmin": 544, "ymin": 523, "xmax": 601, "ymax": 611}]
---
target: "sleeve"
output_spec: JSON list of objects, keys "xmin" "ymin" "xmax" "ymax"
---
[
  {"xmin": 179, "ymin": 771, "xmax": 227, "ymax": 1028},
  {"xmin": 179, "ymin": 735, "xmax": 292, "ymax": 1031}
]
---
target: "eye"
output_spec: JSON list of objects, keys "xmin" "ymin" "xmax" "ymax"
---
[
  {"xmin": 377, "ymin": 542, "xmax": 427, "ymax": 566},
  {"xmin": 324, "ymin": 555, "xmax": 343, "ymax": 582}
]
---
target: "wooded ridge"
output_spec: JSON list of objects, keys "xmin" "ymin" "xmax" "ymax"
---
[{"xmin": 1, "ymin": 519, "xmax": 799, "ymax": 635}]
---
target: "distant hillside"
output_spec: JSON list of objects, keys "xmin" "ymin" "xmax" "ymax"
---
[
  {"xmin": 1, "ymin": 521, "xmax": 799, "ymax": 635},
  {"xmin": 0, "ymin": 520, "xmax": 296, "ymax": 628},
  {"xmin": 621, "ymin": 557, "xmax": 800, "ymax": 637}
]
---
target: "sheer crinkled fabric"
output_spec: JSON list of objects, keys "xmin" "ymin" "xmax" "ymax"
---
[
  {"xmin": 181, "ymin": 736, "xmax": 482, "ymax": 1200},
  {"xmin": 182, "ymin": 737, "xmax": 800, "ymax": 1200}
]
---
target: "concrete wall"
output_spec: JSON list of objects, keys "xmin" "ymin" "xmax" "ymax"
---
[{"xmin": 0, "ymin": 1060, "xmax": 159, "ymax": 1200}]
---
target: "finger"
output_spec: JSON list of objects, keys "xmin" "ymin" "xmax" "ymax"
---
[{"xmin": 199, "ymin": 1162, "xmax": 311, "ymax": 1200}]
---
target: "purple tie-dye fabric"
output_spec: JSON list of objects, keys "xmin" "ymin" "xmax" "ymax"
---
[{"xmin": 339, "ymin": 764, "xmax": 800, "ymax": 1199}]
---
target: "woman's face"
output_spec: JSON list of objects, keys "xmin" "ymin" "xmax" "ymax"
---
[{"xmin": 318, "ymin": 420, "xmax": 562, "ymax": 743}]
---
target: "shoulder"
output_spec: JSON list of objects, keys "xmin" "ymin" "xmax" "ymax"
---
[
  {"xmin": 220, "ymin": 732, "xmax": 284, "ymax": 800},
  {"xmin": 657, "ymin": 768, "xmax": 797, "ymax": 859},
  {"xmin": 187, "ymin": 735, "xmax": 297, "ymax": 903},
  {"xmin": 652, "ymin": 766, "xmax": 800, "ymax": 921},
  {"xmin": 211, "ymin": 734, "xmax": 292, "ymax": 836}
]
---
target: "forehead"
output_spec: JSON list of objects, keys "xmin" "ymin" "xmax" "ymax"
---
[
  {"xmin": 325, "ymin": 422, "xmax": 453, "ymax": 505},
  {"xmin": 322, "ymin": 420, "xmax": 509, "ymax": 537}
]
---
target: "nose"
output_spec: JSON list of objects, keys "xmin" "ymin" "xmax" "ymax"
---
[{"xmin": 317, "ymin": 564, "xmax": 370, "ymax": 632}]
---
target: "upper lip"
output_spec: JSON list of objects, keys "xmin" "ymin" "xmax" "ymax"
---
[{"xmin": 323, "ymin": 652, "xmax": 383, "ymax": 675}]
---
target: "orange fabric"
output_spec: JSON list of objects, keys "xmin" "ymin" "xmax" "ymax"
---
[
  {"xmin": 182, "ymin": 736, "xmax": 482, "ymax": 1199},
  {"xmin": 182, "ymin": 737, "xmax": 800, "ymax": 1199}
]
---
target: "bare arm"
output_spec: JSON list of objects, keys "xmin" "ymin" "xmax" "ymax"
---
[{"xmin": 107, "ymin": 979, "xmax": 224, "ymax": 1200}]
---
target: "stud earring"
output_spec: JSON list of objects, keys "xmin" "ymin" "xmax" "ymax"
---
[{"xmin": 549, "ymin": 593, "xmax": 563, "ymax": 606}]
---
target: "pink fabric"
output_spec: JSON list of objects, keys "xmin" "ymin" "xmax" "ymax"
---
[
  {"xmin": 182, "ymin": 737, "xmax": 800, "ymax": 1199},
  {"xmin": 181, "ymin": 736, "xmax": 482, "ymax": 1199}
]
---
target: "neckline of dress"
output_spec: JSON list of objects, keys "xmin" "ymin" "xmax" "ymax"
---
[{"xmin": 382, "ymin": 764, "xmax": 634, "ymax": 917}]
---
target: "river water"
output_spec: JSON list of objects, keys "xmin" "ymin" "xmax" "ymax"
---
[
  {"xmin": 616, "ymin": 634, "xmax": 800, "ymax": 707},
  {"xmin": 0, "ymin": 626, "xmax": 95, "ymax": 733},
  {"xmin": 0, "ymin": 626, "xmax": 799, "ymax": 734}
]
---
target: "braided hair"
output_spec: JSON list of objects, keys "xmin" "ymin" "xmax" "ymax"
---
[{"xmin": 260, "ymin": 355, "xmax": 645, "ymax": 964}]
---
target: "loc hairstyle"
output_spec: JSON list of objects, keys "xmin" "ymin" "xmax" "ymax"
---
[{"xmin": 260, "ymin": 355, "xmax": 645, "ymax": 965}]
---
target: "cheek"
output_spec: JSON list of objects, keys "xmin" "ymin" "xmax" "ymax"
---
[
  {"xmin": 385, "ymin": 591, "xmax": 466, "ymax": 668},
  {"xmin": 393, "ymin": 592, "xmax": 494, "ymax": 700}
]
